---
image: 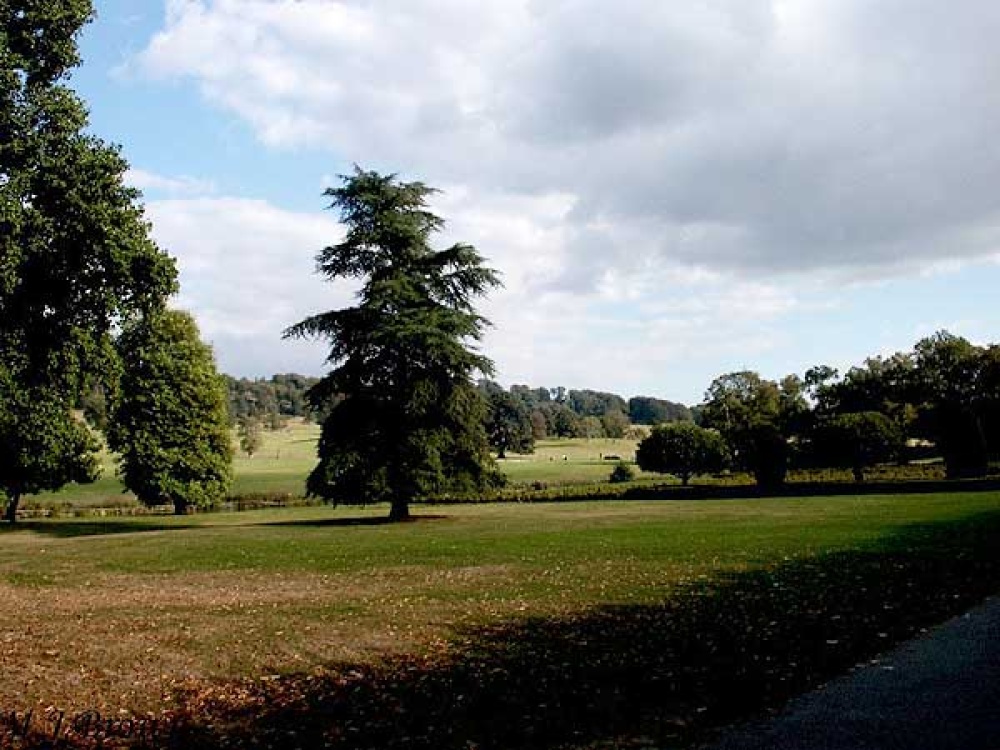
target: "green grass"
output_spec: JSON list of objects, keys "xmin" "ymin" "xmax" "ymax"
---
[
  {"xmin": 21, "ymin": 424, "xmax": 952, "ymax": 514},
  {"xmin": 24, "ymin": 420, "xmax": 321, "ymax": 511},
  {"xmin": 2, "ymin": 492, "xmax": 1000, "ymax": 747},
  {"xmin": 499, "ymin": 437, "xmax": 654, "ymax": 484},
  {"xmin": 22, "ymin": 428, "xmax": 656, "ymax": 511}
]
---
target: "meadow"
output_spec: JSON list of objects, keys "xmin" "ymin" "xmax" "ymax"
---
[
  {"xmin": 22, "ymin": 421, "xmax": 660, "ymax": 512},
  {"xmin": 23, "ymin": 419, "xmax": 942, "ymax": 515},
  {"xmin": 3, "ymin": 491, "xmax": 1000, "ymax": 748}
]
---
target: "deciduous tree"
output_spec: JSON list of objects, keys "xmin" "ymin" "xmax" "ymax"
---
[
  {"xmin": 238, "ymin": 416, "xmax": 264, "ymax": 457},
  {"xmin": 108, "ymin": 310, "xmax": 232, "ymax": 515},
  {"xmin": 814, "ymin": 411, "xmax": 902, "ymax": 482},
  {"xmin": 636, "ymin": 422, "xmax": 728, "ymax": 486},
  {"xmin": 0, "ymin": 374, "xmax": 99, "ymax": 522},
  {"xmin": 0, "ymin": 0, "xmax": 176, "ymax": 517},
  {"xmin": 484, "ymin": 389, "xmax": 534, "ymax": 458}
]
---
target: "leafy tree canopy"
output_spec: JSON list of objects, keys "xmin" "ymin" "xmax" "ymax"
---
[
  {"xmin": 814, "ymin": 411, "xmax": 903, "ymax": 482},
  {"xmin": 0, "ymin": 1, "xmax": 176, "ymax": 517},
  {"xmin": 628, "ymin": 396, "xmax": 692, "ymax": 425},
  {"xmin": 108, "ymin": 310, "xmax": 232, "ymax": 515},
  {"xmin": 0, "ymin": 369, "xmax": 99, "ymax": 521},
  {"xmin": 636, "ymin": 422, "xmax": 728, "ymax": 486},
  {"xmin": 285, "ymin": 169, "xmax": 502, "ymax": 520},
  {"xmin": 480, "ymin": 383, "xmax": 535, "ymax": 458}
]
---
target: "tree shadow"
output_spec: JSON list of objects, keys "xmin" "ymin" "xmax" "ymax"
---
[
  {"xmin": 621, "ymin": 477, "xmax": 1000, "ymax": 502},
  {"xmin": 261, "ymin": 514, "xmax": 451, "ymax": 529},
  {"xmin": 159, "ymin": 510, "xmax": 1000, "ymax": 750},
  {"xmin": 0, "ymin": 519, "xmax": 198, "ymax": 539}
]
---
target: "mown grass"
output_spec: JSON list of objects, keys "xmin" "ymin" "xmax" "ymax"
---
[
  {"xmin": 2, "ymin": 491, "xmax": 1000, "ymax": 749},
  {"xmin": 21, "ymin": 420, "xmax": 954, "ymax": 516},
  {"xmin": 22, "ymin": 425, "xmax": 653, "ymax": 512}
]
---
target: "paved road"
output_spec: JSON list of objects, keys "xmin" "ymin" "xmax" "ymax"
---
[{"xmin": 705, "ymin": 597, "xmax": 1000, "ymax": 750}]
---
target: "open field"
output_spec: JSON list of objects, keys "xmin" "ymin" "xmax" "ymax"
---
[
  {"xmin": 26, "ymin": 422, "xmax": 947, "ymax": 514},
  {"xmin": 2, "ymin": 492, "xmax": 1000, "ymax": 747},
  {"xmin": 24, "ymin": 424, "xmax": 661, "ymax": 510}
]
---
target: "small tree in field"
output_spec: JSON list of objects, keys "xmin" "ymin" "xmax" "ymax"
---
[
  {"xmin": 285, "ymin": 169, "xmax": 502, "ymax": 521},
  {"xmin": 238, "ymin": 416, "xmax": 264, "ymax": 457},
  {"xmin": 109, "ymin": 310, "xmax": 233, "ymax": 514},
  {"xmin": 636, "ymin": 422, "xmax": 728, "ymax": 485},
  {"xmin": 485, "ymin": 389, "xmax": 534, "ymax": 458},
  {"xmin": 814, "ymin": 411, "xmax": 902, "ymax": 482}
]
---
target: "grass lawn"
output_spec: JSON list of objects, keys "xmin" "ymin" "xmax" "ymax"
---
[
  {"xmin": 2, "ymin": 492, "xmax": 1000, "ymax": 748},
  {"xmin": 21, "ymin": 423, "xmax": 947, "ymax": 514},
  {"xmin": 499, "ymin": 437, "xmax": 656, "ymax": 484},
  {"xmin": 23, "ymin": 425, "xmax": 656, "ymax": 512}
]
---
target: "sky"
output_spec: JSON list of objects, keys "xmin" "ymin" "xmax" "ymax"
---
[{"xmin": 72, "ymin": 0, "xmax": 1000, "ymax": 405}]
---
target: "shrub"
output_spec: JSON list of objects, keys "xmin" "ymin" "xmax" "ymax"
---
[{"xmin": 609, "ymin": 462, "xmax": 636, "ymax": 483}]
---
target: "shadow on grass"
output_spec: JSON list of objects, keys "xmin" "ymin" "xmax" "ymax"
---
[
  {"xmin": 142, "ymin": 510, "xmax": 1000, "ymax": 750},
  {"xmin": 261, "ymin": 514, "xmax": 451, "ymax": 529},
  {"xmin": 0, "ymin": 519, "xmax": 199, "ymax": 539},
  {"xmin": 623, "ymin": 477, "xmax": 1000, "ymax": 502}
]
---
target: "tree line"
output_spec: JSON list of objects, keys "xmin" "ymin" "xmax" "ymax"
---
[
  {"xmin": 476, "ymin": 382, "xmax": 689, "ymax": 456},
  {"xmin": 636, "ymin": 332, "xmax": 1000, "ymax": 487}
]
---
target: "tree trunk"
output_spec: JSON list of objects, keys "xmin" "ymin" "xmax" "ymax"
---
[
  {"xmin": 681, "ymin": 472, "xmax": 691, "ymax": 486},
  {"xmin": 389, "ymin": 498, "xmax": 411, "ymax": 522},
  {"xmin": 4, "ymin": 492, "xmax": 20, "ymax": 524},
  {"xmin": 853, "ymin": 465, "xmax": 865, "ymax": 483},
  {"xmin": 173, "ymin": 497, "xmax": 189, "ymax": 516}
]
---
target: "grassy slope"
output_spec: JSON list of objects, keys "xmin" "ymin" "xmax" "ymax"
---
[
  {"xmin": 25, "ymin": 424, "xmax": 657, "ymax": 509},
  {"xmin": 2, "ymin": 492, "xmax": 999, "ymax": 729}
]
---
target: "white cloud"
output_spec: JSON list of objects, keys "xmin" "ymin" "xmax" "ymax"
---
[
  {"xmin": 128, "ymin": 1, "xmax": 1000, "ymax": 399},
  {"xmin": 127, "ymin": 167, "xmax": 216, "ymax": 197},
  {"xmin": 137, "ymin": 0, "xmax": 1000, "ymax": 284},
  {"xmin": 145, "ymin": 196, "xmax": 351, "ymax": 375}
]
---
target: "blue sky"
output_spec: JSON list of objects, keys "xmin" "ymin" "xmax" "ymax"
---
[{"xmin": 72, "ymin": 0, "xmax": 1000, "ymax": 405}]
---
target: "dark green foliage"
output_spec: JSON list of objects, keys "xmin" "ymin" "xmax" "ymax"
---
[
  {"xmin": 0, "ymin": 0, "xmax": 176, "ymax": 389},
  {"xmin": 628, "ymin": 395, "xmax": 692, "ymax": 425},
  {"xmin": 700, "ymin": 371, "xmax": 782, "ymax": 436},
  {"xmin": 700, "ymin": 371, "xmax": 792, "ymax": 488},
  {"xmin": 550, "ymin": 403, "xmax": 583, "ymax": 437},
  {"xmin": 285, "ymin": 169, "xmax": 502, "ymax": 520},
  {"xmin": 77, "ymin": 382, "xmax": 109, "ymax": 431},
  {"xmin": 568, "ymin": 389, "xmax": 628, "ymax": 418},
  {"xmin": 601, "ymin": 409, "xmax": 630, "ymax": 438},
  {"xmin": 0, "ymin": 0, "xmax": 176, "ymax": 516},
  {"xmin": 736, "ymin": 422, "xmax": 790, "ymax": 490},
  {"xmin": 636, "ymin": 422, "xmax": 728, "ymax": 485},
  {"xmin": 609, "ymin": 461, "xmax": 635, "ymax": 483},
  {"xmin": 912, "ymin": 332, "xmax": 989, "ymax": 478},
  {"xmin": 817, "ymin": 354, "xmax": 915, "ymax": 433},
  {"xmin": 225, "ymin": 373, "xmax": 323, "ymax": 424},
  {"xmin": 482, "ymin": 385, "xmax": 534, "ymax": 458},
  {"xmin": 813, "ymin": 411, "xmax": 903, "ymax": 482},
  {"xmin": 0, "ymin": 370, "xmax": 99, "ymax": 521},
  {"xmin": 108, "ymin": 310, "xmax": 233, "ymax": 514}
]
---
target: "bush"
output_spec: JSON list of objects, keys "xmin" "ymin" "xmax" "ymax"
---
[
  {"xmin": 609, "ymin": 462, "xmax": 635, "ymax": 483},
  {"xmin": 637, "ymin": 423, "xmax": 729, "ymax": 485}
]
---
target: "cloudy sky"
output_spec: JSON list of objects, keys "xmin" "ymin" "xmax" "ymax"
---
[{"xmin": 75, "ymin": 0, "xmax": 1000, "ymax": 404}]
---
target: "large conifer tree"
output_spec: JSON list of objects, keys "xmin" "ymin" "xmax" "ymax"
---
[{"xmin": 286, "ymin": 169, "xmax": 501, "ymax": 520}]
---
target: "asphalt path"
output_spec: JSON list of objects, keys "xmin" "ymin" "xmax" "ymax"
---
[{"xmin": 704, "ymin": 596, "xmax": 1000, "ymax": 750}]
